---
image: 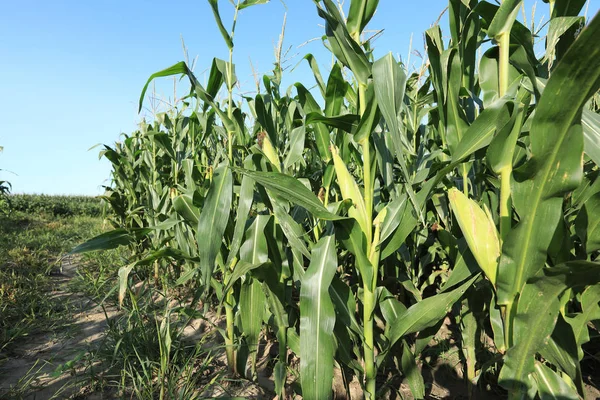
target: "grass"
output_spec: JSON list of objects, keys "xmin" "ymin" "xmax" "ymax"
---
[
  {"xmin": 0, "ymin": 195, "xmax": 234, "ymax": 399},
  {"xmin": 0, "ymin": 210, "xmax": 107, "ymax": 353}
]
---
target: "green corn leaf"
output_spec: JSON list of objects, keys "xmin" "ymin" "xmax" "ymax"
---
[
  {"xmin": 499, "ymin": 262, "xmax": 600, "ymax": 394},
  {"xmin": 445, "ymin": 50, "xmax": 469, "ymax": 154},
  {"xmin": 207, "ymin": 58, "xmax": 236, "ymax": 97},
  {"xmin": 297, "ymin": 54, "xmax": 327, "ymax": 98},
  {"xmin": 255, "ymin": 94, "xmax": 277, "ymax": 145},
  {"xmin": 239, "ymin": 277, "xmax": 266, "ymax": 376},
  {"xmin": 448, "ymin": 188, "xmax": 500, "ymax": 286},
  {"xmin": 207, "ymin": 0, "xmax": 234, "ymax": 50},
  {"xmin": 388, "ymin": 274, "xmax": 478, "ymax": 349},
  {"xmin": 150, "ymin": 132, "xmax": 176, "ymax": 160},
  {"xmin": 295, "ymin": 83, "xmax": 332, "ymax": 161},
  {"xmin": 575, "ymin": 191, "xmax": 600, "ymax": 253},
  {"xmin": 223, "ymin": 260, "xmax": 267, "ymax": 294},
  {"xmin": 452, "ymin": 98, "xmax": 512, "ymax": 164},
  {"xmin": 283, "ymin": 126, "xmax": 306, "ymax": 169},
  {"xmin": 206, "ymin": 58, "xmax": 225, "ymax": 98},
  {"xmin": 547, "ymin": 0, "xmax": 587, "ymax": 17},
  {"xmin": 401, "ymin": 339, "xmax": 426, "ymax": 400},
  {"xmin": 372, "ymin": 129, "xmax": 394, "ymax": 188},
  {"xmin": 70, "ymin": 228, "xmax": 152, "ymax": 254},
  {"xmin": 487, "ymin": 99, "xmax": 528, "ymax": 174},
  {"xmin": 379, "ymin": 194, "xmax": 409, "ymax": 243},
  {"xmin": 353, "ymin": 80, "xmax": 380, "ymax": 144},
  {"xmin": 225, "ymin": 165, "xmax": 255, "ymax": 267},
  {"xmin": 238, "ymin": 0, "xmax": 269, "ymax": 10},
  {"xmin": 380, "ymin": 198, "xmax": 418, "ymax": 260},
  {"xmin": 537, "ymin": 86, "xmax": 600, "ymax": 165},
  {"xmin": 372, "ymin": 53, "xmax": 406, "ymax": 142},
  {"xmin": 270, "ymin": 197, "xmax": 312, "ymax": 259},
  {"xmin": 270, "ymin": 319, "xmax": 289, "ymax": 396},
  {"xmin": 135, "ymin": 248, "xmax": 199, "ymax": 266},
  {"xmin": 324, "ymin": 62, "xmax": 347, "ymax": 117},
  {"xmin": 258, "ymin": 264, "xmax": 287, "ymax": 327},
  {"xmin": 533, "ymin": 362, "xmax": 579, "ymax": 400},
  {"xmin": 583, "ymin": 109, "xmax": 600, "ymax": 166},
  {"xmin": 316, "ymin": 0, "xmax": 372, "ymax": 86},
  {"xmin": 334, "ymin": 218, "xmax": 373, "ymax": 289},
  {"xmin": 287, "ymin": 328, "xmax": 300, "ymax": 355},
  {"xmin": 372, "ymin": 53, "xmax": 423, "ymax": 222},
  {"xmin": 544, "ymin": 17, "xmax": 585, "ymax": 64},
  {"xmin": 240, "ymin": 215, "xmax": 270, "ymax": 264},
  {"xmin": 330, "ymin": 276, "xmax": 363, "ymax": 337},
  {"xmin": 138, "ymin": 61, "xmax": 236, "ymax": 133},
  {"xmin": 496, "ymin": 14, "xmax": 600, "ymax": 306},
  {"xmin": 197, "ymin": 163, "xmax": 232, "ymax": 288},
  {"xmin": 233, "ymin": 168, "xmax": 344, "ymax": 221},
  {"xmin": 299, "ymin": 232, "xmax": 337, "ymax": 400},
  {"xmin": 540, "ymin": 315, "xmax": 582, "ymax": 394},
  {"xmin": 459, "ymin": 294, "xmax": 481, "ymax": 386},
  {"xmin": 475, "ymin": 2, "xmax": 536, "ymax": 64},
  {"xmin": 489, "ymin": 292, "xmax": 506, "ymax": 353},
  {"xmin": 262, "ymin": 280, "xmax": 289, "ymax": 346},
  {"xmin": 173, "ymin": 194, "xmax": 200, "ymax": 226},
  {"xmin": 565, "ymin": 284, "xmax": 600, "ymax": 360},
  {"xmin": 305, "ymin": 112, "xmax": 359, "ymax": 133},
  {"xmin": 440, "ymin": 240, "xmax": 479, "ymax": 293},
  {"xmin": 487, "ymin": 0, "xmax": 523, "ymax": 39},
  {"xmin": 346, "ymin": 0, "xmax": 379, "ymax": 40},
  {"xmin": 378, "ymin": 287, "xmax": 407, "ymax": 327},
  {"xmin": 478, "ymin": 46, "xmax": 526, "ymax": 107}
]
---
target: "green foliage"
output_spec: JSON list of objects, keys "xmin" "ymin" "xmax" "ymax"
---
[
  {"xmin": 7, "ymin": 194, "xmax": 104, "ymax": 217},
  {"xmin": 0, "ymin": 210, "xmax": 107, "ymax": 353},
  {"xmin": 76, "ymin": 1, "xmax": 600, "ymax": 398}
]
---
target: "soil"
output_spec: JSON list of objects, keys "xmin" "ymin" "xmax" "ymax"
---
[{"xmin": 0, "ymin": 256, "xmax": 118, "ymax": 399}]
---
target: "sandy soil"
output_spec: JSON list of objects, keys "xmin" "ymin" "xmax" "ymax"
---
[{"xmin": 0, "ymin": 256, "xmax": 117, "ymax": 399}]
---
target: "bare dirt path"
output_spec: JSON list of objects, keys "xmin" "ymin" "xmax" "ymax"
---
[{"xmin": 0, "ymin": 256, "xmax": 117, "ymax": 399}]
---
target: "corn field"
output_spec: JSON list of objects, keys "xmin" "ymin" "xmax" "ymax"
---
[{"xmin": 76, "ymin": 0, "xmax": 600, "ymax": 398}]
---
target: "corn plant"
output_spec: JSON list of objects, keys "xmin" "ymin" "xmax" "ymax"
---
[
  {"xmin": 0, "ymin": 146, "xmax": 11, "ymax": 214},
  {"xmin": 74, "ymin": 0, "xmax": 600, "ymax": 398}
]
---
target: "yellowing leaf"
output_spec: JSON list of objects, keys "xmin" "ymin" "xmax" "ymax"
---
[{"xmin": 448, "ymin": 188, "xmax": 499, "ymax": 286}]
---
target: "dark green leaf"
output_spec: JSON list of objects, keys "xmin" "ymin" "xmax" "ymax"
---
[
  {"xmin": 496, "ymin": 14, "xmax": 600, "ymax": 306},
  {"xmin": 197, "ymin": 163, "xmax": 232, "ymax": 287},
  {"xmin": 207, "ymin": 0, "xmax": 234, "ymax": 49},
  {"xmin": 70, "ymin": 228, "xmax": 151, "ymax": 254},
  {"xmin": 233, "ymin": 168, "xmax": 345, "ymax": 221},
  {"xmin": 299, "ymin": 232, "xmax": 337, "ymax": 400}
]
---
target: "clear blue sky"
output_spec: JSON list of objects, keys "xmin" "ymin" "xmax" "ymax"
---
[{"xmin": 0, "ymin": 0, "xmax": 597, "ymax": 195}]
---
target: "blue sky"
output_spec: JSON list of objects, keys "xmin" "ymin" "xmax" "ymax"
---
[{"xmin": 0, "ymin": 0, "xmax": 597, "ymax": 195}]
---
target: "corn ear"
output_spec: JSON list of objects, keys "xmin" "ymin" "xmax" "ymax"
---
[
  {"xmin": 448, "ymin": 188, "xmax": 499, "ymax": 286},
  {"xmin": 259, "ymin": 131, "xmax": 281, "ymax": 172},
  {"xmin": 331, "ymin": 145, "xmax": 370, "ymax": 238}
]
